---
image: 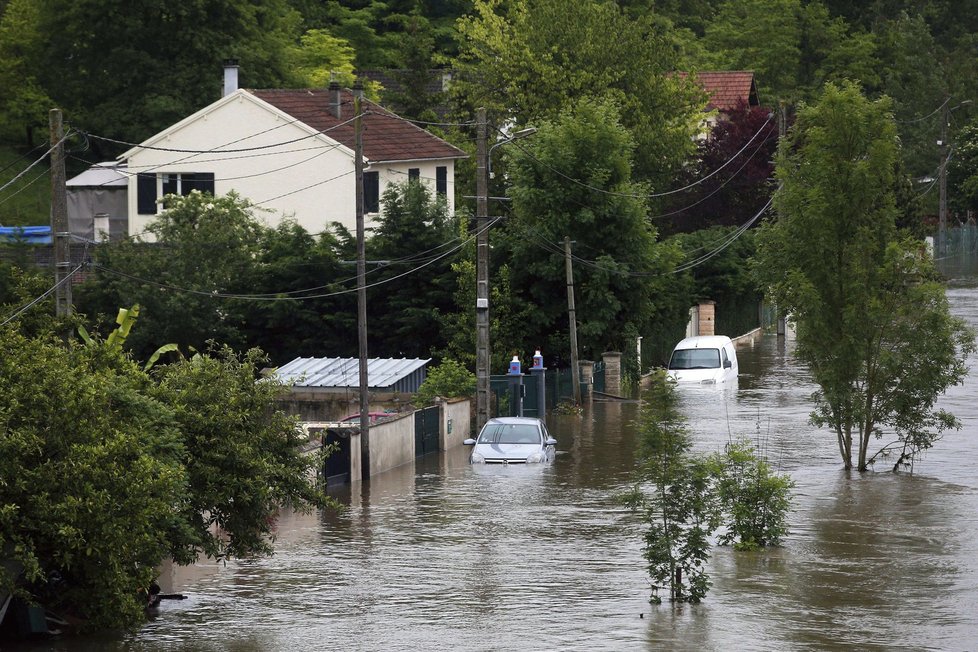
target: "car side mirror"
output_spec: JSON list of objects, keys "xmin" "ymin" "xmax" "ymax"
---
[
  {"xmin": 463, "ymin": 438, "xmax": 476, "ymax": 446},
  {"xmin": 545, "ymin": 437, "xmax": 557, "ymax": 446},
  {"xmin": 723, "ymin": 359, "xmax": 731, "ymax": 369}
]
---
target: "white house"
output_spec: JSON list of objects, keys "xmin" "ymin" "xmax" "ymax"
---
[{"xmin": 120, "ymin": 66, "xmax": 467, "ymax": 239}]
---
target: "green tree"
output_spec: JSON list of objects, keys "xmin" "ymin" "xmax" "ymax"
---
[
  {"xmin": 0, "ymin": 329, "xmax": 188, "ymax": 629},
  {"xmin": 628, "ymin": 371, "xmax": 721, "ymax": 604},
  {"xmin": 19, "ymin": 0, "xmax": 301, "ymax": 151},
  {"xmin": 0, "ymin": 322, "xmax": 330, "ymax": 629},
  {"xmin": 450, "ymin": 0, "xmax": 703, "ymax": 186},
  {"xmin": 947, "ymin": 119, "xmax": 978, "ymax": 215},
  {"xmin": 503, "ymin": 97, "xmax": 682, "ymax": 360},
  {"xmin": 754, "ymin": 81, "xmax": 975, "ymax": 471},
  {"xmin": 0, "ymin": 0, "xmax": 50, "ymax": 146},
  {"xmin": 77, "ymin": 192, "xmax": 354, "ymax": 366},
  {"xmin": 365, "ymin": 180, "xmax": 459, "ymax": 359},
  {"xmin": 150, "ymin": 345, "xmax": 327, "ymax": 562},
  {"xmin": 414, "ymin": 358, "xmax": 476, "ymax": 406},
  {"xmin": 709, "ymin": 439, "xmax": 794, "ymax": 551}
]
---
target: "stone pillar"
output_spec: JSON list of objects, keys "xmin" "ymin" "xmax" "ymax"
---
[
  {"xmin": 580, "ymin": 360, "xmax": 594, "ymax": 401},
  {"xmin": 602, "ymin": 351, "xmax": 622, "ymax": 396},
  {"xmin": 698, "ymin": 301, "xmax": 716, "ymax": 337},
  {"xmin": 530, "ymin": 352, "xmax": 547, "ymax": 421}
]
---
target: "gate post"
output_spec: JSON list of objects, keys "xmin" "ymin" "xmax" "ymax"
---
[
  {"xmin": 530, "ymin": 350, "xmax": 546, "ymax": 421},
  {"xmin": 580, "ymin": 360, "xmax": 594, "ymax": 401},
  {"xmin": 602, "ymin": 351, "xmax": 622, "ymax": 396},
  {"xmin": 507, "ymin": 355, "xmax": 525, "ymax": 417}
]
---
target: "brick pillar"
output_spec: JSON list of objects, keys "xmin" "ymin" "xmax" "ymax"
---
[
  {"xmin": 602, "ymin": 351, "xmax": 622, "ymax": 396},
  {"xmin": 698, "ymin": 301, "xmax": 716, "ymax": 337}
]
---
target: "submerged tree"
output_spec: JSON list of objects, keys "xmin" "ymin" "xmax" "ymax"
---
[
  {"xmin": 754, "ymin": 81, "xmax": 975, "ymax": 472},
  {"xmin": 629, "ymin": 371, "xmax": 721, "ymax": 604}
]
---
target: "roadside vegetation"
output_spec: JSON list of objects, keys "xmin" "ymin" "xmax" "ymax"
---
[{"xmin": 2, "ymin": 0, "xmax": 977, "ymax": 627}]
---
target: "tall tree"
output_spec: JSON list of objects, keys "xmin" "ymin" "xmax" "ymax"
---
[
  {"xmin": 502, "ymin": 97, "xmax": 682, "ymax": 360},
  {"xmin": 365, "ymin": 179, "xmax": 459, "ymax": 359},
  {"xmin": 450, "ymin": 0, "xmax": 703, "ymax": 187},
  {"xmin": 22, "ymin": 0, "xmax": 301, "ymax": 151},
  {"xmin": 754, "ymin": 81, "xmax": 974, "ymax": 471}
]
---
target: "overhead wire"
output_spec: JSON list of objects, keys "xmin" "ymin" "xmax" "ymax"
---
[
  {"xmin": 0, "ymin": 263, "xmax": 86, "ymax": 327},
  {"xmin": 88, "ymin": 217, "xmax": 500, "ymax": 302}
]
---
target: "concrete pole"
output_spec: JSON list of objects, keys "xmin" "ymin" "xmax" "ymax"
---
[
  {"xmin": 476, "ymin": 108, "xmax": 490, "ymax": 429},
  {"xmin": 564, "ymin": 237, "xmax": 581, "ymax": 404},
  {"xmin": 939, "ymin": 99, "xmax": 948, "ymax": 258},
  {"xmin": 354, "ymin": 89, "xmax": 371, "ymax": 478}
]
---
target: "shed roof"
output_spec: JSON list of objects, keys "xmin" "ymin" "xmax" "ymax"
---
[
  {"xmin": 275, "ymin": 356, "xmax": 431, "ymax": 389},
  {"xmin": 248, "ymin": 88, "xmax": 467, "ymax": 164},
  {"xmin": 680, "ymin": 71, "xmax": 760, "ymax": 112},
  {"xmin": 66, "ymin": 162, "xmax": 128, "ymax": 188}
]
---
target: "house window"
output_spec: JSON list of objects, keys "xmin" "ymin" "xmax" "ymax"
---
[
  {"xmin": 436, "ymin": 166, "xmax": 447, "ymax": 195},
  {"xmin": 136, "ymin": 172, "xmax": 215, "ymax": 215},
  {"xmin": 408, "ymin": 168, "xmax": 420, "ymax": 181},
  {"xmin": 364, "ymin": 171, "xmax": 380, "ymax": 214}
]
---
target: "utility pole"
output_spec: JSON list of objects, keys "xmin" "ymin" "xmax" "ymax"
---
[
  {"xmin": 939, "ymin": 98, "xmax": 949, "ymax": 258},
  {"xmin": 354, "ymin": 86, "xmax": 371, "ymax": 478},
  {"xmin": 475, "ymin": 107, "xmax": 490, "ymax": 430},
  {"xmin": 49, "ymin": 108, "xmax": 71, "ymax": 319},
  {"xmin": 564, "ymin": 237, "xmax": 581, "ymax": 404}
]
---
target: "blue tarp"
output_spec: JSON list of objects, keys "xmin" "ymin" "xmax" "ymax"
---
[{"xmin": 0, "ymin": 226, "xmax": 51, "ymax": 244}]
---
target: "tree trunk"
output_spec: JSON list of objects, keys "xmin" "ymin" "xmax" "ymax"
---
[{"xmin": 836, "ymin": 424, "xmax": 852, "ymax": 469}]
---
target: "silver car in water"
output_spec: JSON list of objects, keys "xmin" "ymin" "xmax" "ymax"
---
[{"xmin": 464, "ymin": 417, "xmax": 557, "ymax": 464}]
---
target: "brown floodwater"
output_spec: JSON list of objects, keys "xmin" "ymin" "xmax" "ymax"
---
[{"xmin": 11, "ymin": 279, "xmax": 978, "ymax": 652}]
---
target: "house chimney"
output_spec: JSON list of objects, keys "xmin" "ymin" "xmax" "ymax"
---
[
  {"xmin": 329, "ymin": 81, "xmax": 342, "ymax": 119},
  {"xmin": 223, "ymin": 59, "xmax": 239, "ymax": 97}
]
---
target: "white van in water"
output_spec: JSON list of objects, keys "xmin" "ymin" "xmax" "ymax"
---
[{"xmin": 666, "ymin": 335, "xmax": 739, "ymax": 384}]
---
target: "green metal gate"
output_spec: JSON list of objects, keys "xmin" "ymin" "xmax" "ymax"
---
[{"xmin": 415, "ymin": 406, "xmax": 440, "ymax": 457}]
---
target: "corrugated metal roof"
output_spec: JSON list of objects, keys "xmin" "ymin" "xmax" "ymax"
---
[{"xmin": 275, "ymin": 357, "xmax": 431, "ymax": 389}]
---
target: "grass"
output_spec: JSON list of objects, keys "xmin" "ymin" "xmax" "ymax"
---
[{"xmin": 0, "ymin": 144, "xmax": 52, "ymax": 227}]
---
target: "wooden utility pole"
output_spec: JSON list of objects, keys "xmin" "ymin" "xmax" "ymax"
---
[
  {"xmin": 49, "ymin": 109, "xmax": 71, "ymax": 318},
  {"xmin": 475, "ymin": 108, "xmax": 490, "ymax": 429},
  {"xmin": 354, "ymin": 87, "xmax": 370, "ymax": 478},
  {"xmin": 564, "ymin": 237, "xmax": 581, "ymax": 404}
]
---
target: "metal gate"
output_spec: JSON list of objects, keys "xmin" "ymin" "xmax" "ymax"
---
[
  {"xmin": 415, "ymin": 406, "xmax": 440, "ymax": 457},
  {"xmin": 322, "ymin": 428, "xmax": 352, "ymax": 486},
  {"xmin": 592, "ymin": 361, "xmax": 606, "ymax": 394}
]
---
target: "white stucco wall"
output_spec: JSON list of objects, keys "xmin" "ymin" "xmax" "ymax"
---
[{"xmin": 125, "ymin": 91, "xmax": 458, "ymax": 240}]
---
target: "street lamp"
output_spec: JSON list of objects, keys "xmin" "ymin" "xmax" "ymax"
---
[{"xmin": 475, "ymin": 116, "xmax": 536, "ymax": 430}]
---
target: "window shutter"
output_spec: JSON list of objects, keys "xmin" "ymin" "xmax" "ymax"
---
[{"xmin": 136, "ymin": 173, "xmax": 157, "ymax": 215}]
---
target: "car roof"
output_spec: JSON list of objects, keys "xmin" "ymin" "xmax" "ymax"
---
[
  {"xmin": 484, "ymin": 417, "xmax": 544, "ymax": 426},
  {"xmin": 672, "ymin": 335, "xmax": 732, "ymax": 350}
]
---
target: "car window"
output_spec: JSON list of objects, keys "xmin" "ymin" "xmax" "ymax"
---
[
  {"xmin": 669, "ymin": 348, "xmax": 721, "ymax": 370},
  {"xmin": 498, "ymin": 425, "xmax": 541, "ymax": 444}
]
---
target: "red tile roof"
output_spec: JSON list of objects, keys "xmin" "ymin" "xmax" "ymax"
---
[
  {"xmin": 679, "ymin": 71, "xmax": 760, "ymax": 112},
  {"xmin": 248, "ymin": 88, "xmax": 467, "ymax": 164}
]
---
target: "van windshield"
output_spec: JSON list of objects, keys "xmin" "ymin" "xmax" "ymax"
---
[{"xmin": 669, "ymin": 348, "xmax": 721, "ymax": 370}]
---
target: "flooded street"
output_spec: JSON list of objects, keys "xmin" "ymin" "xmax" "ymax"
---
[{"xmin": 18, "ymin": 275, "xmax": 978, "ymax": 651}]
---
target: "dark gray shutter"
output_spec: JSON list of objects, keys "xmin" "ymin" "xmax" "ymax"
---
[{"xmin": 136, "ymin": 173, "xmax": 157, "ymax": 214}]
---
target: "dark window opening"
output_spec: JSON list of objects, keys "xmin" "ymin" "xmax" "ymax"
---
[
  {"xmin": 364, "ymin": 171, "xmax": 380, "ymax": 213},
  {"xmin": 408, "ymin": 168, "xmax": 420, "ymax": 181},
  {"xmin": 436, "ymin": 166, "xmax": 447, "ymax": 195}
]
